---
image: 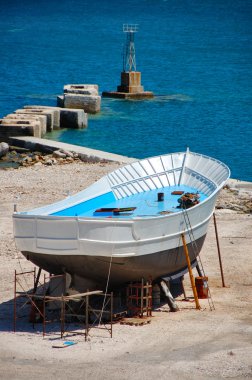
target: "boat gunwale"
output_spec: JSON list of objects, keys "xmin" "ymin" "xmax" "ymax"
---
[
  {"xmin": 13, "ymin": 150, "xmax": 230, "ymax": 220},
  {"xmin": 13, "ymin": 183, "xmax": 223, "ymax": 223}
]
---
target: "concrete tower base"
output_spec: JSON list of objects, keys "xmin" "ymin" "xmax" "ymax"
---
[{"xmin": 102, "ymin": 71, "xmax": 154, "ymax": 99}]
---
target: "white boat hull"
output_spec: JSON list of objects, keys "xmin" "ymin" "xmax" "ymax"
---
[{"xmin": 13, "ymin": 151, "xmax": 229, "ymax": 289}]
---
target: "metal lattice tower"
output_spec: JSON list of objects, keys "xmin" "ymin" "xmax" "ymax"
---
[{"xmin": 123, "ymin": 24, "xmax": 138, "ymax": 72}]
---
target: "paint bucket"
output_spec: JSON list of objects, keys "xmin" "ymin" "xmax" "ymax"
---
[
  {"xmin": 195, "ymin": 276, "xmax": 208, "ymax": 299},
  {"xmin": 157, "ymin": 192, "xmax": 164, "ymax": 202}
]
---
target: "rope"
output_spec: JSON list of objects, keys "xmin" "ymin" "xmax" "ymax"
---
[
  {"xmin": 98, "ymin": 220, "xmax": 116, "ymax": 326},
  {"xmin": 181, "ymin": 206, "xmax": 215, "ymax": 310}
]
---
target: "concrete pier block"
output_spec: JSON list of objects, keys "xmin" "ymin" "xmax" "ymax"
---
[
  {"xmin": 59, "ymin": 108, "xmax": 88, "ymax": 129},
  {"xmin": 64, "ymin": 94, "xmax": 101, "ymax": 114},
  {"xmin": 4, "ymin": 113, "xmax": 47, "ymax": 136},
  {"xmin": 0, "ymin": 120, "xmax": 41, "ymax": 142},
  {"xmin": 24, "ymin": 106, "xmax": 61, "ymax": 129},
  {"xmin": 64, "ymin": 84, "xmax": 98, "ymax": 95},
  {"xmin": 102, "ymin": 71, "xmax": 154, "ymax": 99},
  {"xmin": 57, "ymin": 96, "xmax": 64, "ymax": 108},
  {"xmin": 15, "ymin": 109, "xmax": 54, "ymax": 132},
  {"xmin": 117, "ymin": 72, "xmax": 144, "ymax": 93}
]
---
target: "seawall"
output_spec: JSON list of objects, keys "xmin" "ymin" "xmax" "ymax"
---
[{"xmin": 9, "ymin": 136, "xmax": 136, "ymax": 164}]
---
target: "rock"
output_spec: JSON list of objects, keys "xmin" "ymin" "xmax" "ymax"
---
[
  {"xmin": 22, "ymin": 156, "xmax": 33, "ymax": 163},
  {"xmin": 33, "ymin": 155, "xmax": 40, "ymax": 162},
  {"xmin": 60, "ymin": 150, "xmax": 73, "ymax": 158},
  {"xmin": 53, "ymin": 150, "xmax": 67, "ymax": 159},
  {"xmin": 73, "ymin": 153, "xmax": 79, "ymax": 159},
  {"xmin": 66, "ymin": 157, "xmax": 74, "ymax": 163},
  {"xmin": 78, "ymin": 153, "xmax": 101, "ymax": 163},
  {"xmin": 33, "ymin": 162, "xmax": 43, "ymax": 167},
  {"xmin": 217, "ymin": 186, "xmax": 252, "ymax": 214},
  {"xmin": 0, "ymin": 142, "xmax": 9, "ymax": 158},
  {"xmin": 45, "ymin": 159, "xmax": 53, "ymax": 166}
]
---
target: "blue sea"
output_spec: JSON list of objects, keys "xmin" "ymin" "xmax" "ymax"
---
[{"xmin": 0, "ymin": 0, "xmax": 252, "ymax": 181}]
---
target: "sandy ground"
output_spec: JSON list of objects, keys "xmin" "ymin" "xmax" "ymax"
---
[{"xmin": 0, "ymin": 162, "xmax": 252, "ymax": 380}]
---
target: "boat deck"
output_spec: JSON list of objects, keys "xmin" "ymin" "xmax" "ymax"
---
[{"xmin": 51, "ymin": 185, "xmax": 208, "ymax": 218}]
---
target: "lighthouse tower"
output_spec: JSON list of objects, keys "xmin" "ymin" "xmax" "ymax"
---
[{"xmin": 102, "ymin": 24, "xmax": 153, "ymax": 99}]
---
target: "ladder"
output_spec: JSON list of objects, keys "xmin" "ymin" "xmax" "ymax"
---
[{"xmin": 181, "ymin": 208, "xmax": 215, "ymax": 311}]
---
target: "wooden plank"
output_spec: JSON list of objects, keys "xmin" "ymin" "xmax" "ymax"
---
[{"xmin": 120, "ymin": 317, "xmax": 151, "ymax": 326}]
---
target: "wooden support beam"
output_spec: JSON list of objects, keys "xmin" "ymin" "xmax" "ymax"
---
[
  {"xmin": 213, "ymin": 212, "xmax": 226, "ymax": 287},
  {"xmin": 181, "ymin": 233, "xmax": 201, "ymax": 310},
  {"xmin": 158, "ymin": 279, "xmax": 179, "ymax": 312}
]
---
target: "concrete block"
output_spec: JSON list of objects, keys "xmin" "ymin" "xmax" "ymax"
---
[
  {"xmin": 15, "ymin": 109, "xmax": 54, "ymax": 132},
  {"xmin": 64, "ymin": 94, "xmax": 101, "ymax": 114},
  {"xmin": 117, "ymin": 72, "xmax": 144, "ymax": 93},
  {"xmin": 4, "ymin": 113, "xmax": 47, "ymax": 136},
  {"xmin": 59, "ymin": 108, "xmax": 88, "ymax": 129},
  {"xmin": 24, "ymin": 106, "xmax": 61, "ymax": 129},
  {"xmin": 57, "ymin": 95, "xmax": 64, "ymax": 108},
  {"xmin": 0, "ymin": 120, "xmax": 41, "ymax": 142},
  {"xmin": 64, "ymin": 84, "xmax": 98, "ymax": 95}
]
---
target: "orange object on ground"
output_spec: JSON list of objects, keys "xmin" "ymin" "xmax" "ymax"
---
[{"xmin": 195, "ymin": 277, "xmax": 209, "ymax": 299}]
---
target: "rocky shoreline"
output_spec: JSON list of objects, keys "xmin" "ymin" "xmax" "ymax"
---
[
  {"xmin": 0, "ymin": 141, "xmax": 110, "ymax": 169},
  {"xmin": 216, "ymin": 183, "xmax": 252, "ymax": 214}
]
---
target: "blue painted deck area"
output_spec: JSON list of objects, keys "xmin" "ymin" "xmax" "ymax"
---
[{"xmin": 51, "ymin": 185, "xmax": 208, "ymax": 218}]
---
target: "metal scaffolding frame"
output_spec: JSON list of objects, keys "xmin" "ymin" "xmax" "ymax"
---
[
  {"xmin": 13, "ymin": 268, "xmax": 113, "ymax": 339},
  {"xmin": 126, "ymin": 278, "xmax": 152, "ymax": 317}
]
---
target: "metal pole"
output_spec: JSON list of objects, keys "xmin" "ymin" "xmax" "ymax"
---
[
  {"xmin": 60, "ymin": 295, "xmax": 64, "ymax": 339},
  {"xmin": 33, "ymin": 267, "xmax": 42, "ymax": 294},
  {"xmin": 140, "ymin": 278, "xmax": 144, "ymax": 317},
  {"xmin": 181, "ymin": 233, "xmax": 201, "ymax": 310},
  {"xmin": 85, "ymin": 294, "xmax": 89, "ymax": 341},
  {"xmin": 110, "ymin": 292, "xmax": 113, "ymax": 338},
  {"xmin": 43, "ymin": 296, "xmax": 46, "ymax": 337},
  {"xmin": 14, "ymin": 270, "xmax": 17, "ymax": 332},
  {"xmin": 213, "ymin": 212, "xmax": 226, "ymax": 287}
]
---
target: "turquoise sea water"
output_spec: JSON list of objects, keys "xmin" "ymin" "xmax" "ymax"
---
[{"xmin": 0, "ymin": 0, "xmax": 251, "ymax": 181}]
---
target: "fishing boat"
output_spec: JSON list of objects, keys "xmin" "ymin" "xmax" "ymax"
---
[{"xmin": 13, "ymin": 150, "xmax": 230, "ymax": 290}]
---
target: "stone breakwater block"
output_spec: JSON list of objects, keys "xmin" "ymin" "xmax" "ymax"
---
[
  {"xmin": 0, "ymin": 141, "xmax": 9, "ymax": 157},
  {"xmin": 15, "ymin": 109, "xmax": 54, "ymax": 132},
  {"xmin": 64, "ymin": 94, "xmax": 101, "ymax": 114},
  {"xmin": 24, "ymin": 106, "xmax": 61, "ymax": 129},
  {"xmin": 57, "ymin": 96, "xmax": 64, "ymax": 108},
  {"xmin": 59, "ymin": 108, "xmax": 87, "ymax": 129},
  {"xmin": 4, "ymin": 113, "xmax": 47, "ymax": 136},
  {"xmin": 0, "ymin": 121, "xmax": 41, "ymax": 141},
  {"xmin": 64, "ymin": 84, "xmax": 98, "ymax": 95}
]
